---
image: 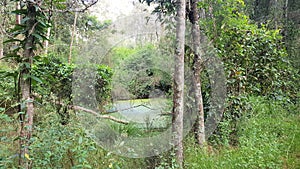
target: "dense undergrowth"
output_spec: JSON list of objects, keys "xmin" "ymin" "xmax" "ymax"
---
[
  {"xmin": 1, "ymin": 89, "xmax": 299, "ymax": 168},
  {"xmin": 184, "ymin": 97, "xmax": 300, "ymax": 169}
]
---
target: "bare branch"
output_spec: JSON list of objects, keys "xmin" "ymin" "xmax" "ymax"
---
[
  {"xmin": 72, "ymin": 105, "xmax": 130, "ymax": 124},
  {"xmin": 32, "ymin": 93, "xmax": 130, "ymax": 124},
  {"xmin": 53, "ymin": 0, "xmax": 99, "ymax": 13}
]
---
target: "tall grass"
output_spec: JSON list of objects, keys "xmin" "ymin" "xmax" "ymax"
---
[{"xmin": 184, "ymin": 96, "xmax": 300, "ymax": 169}]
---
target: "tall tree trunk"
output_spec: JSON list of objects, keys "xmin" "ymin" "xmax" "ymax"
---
[
  {"xmin": 0, "ymin": 30, "xmax": 3, "ymax": 60},
  {"xmin": 284, "ymin": 0, "xmax": 288, "ymax": 21},
  {"xmin": 274, "ymin": 0, "xmax": 278, "ymax": 29},
  {"xmin": 172, "ymin": 0, "xmax": 186, "ymax": 167},
  {"xmin": 19, "ymin": 2, "xmax": 36, "ymax": 168},
  {"xmin": 190, "ymin": 0, "xmax": 205, "ymax": 147},
  {"xmin": 284, "ymin": 0, "xmax": 288, "ymax": 38},
  {"xmin": 16, "ymin": 1, "xmax": 21, "ymax": 25},
  {"xmin": 0, "ymin": 3, "xmax": 3, "ymax": 60},
  {"xmin": 44, "ymin": 27, "xmax": 51, "ymax": 55},
  {"xmin": 69, "ymin": 12, "xmax": 78, "ymax": 64}
]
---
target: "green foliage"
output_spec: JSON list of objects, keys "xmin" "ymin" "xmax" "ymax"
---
[
  {"xmin": 219, "ymin": 25, "xmax": 291, "ymax": 96},
  {"xmin": 31, "ymin": 55, "xmax": 74, "ymax": 100},
  {"xmin": 95, "ymin": 64, "xmax": 113, "ymax": 105},
  {"xmin": 0, "ymin": 106, "xmax": 147, "ymax": 168},
  {"xmin": 6, "ymin": 1, "xmax": 50, "ymax": 52},
  {"xmin": 203, "ymin": 0, "xmax": 293, "ymax": 98},
  {"xmin": 185, "ymin": 96, "xmax": 300, "ymax": 169},
  {"xmin": 112, "ymin": 45, "xmax": 172, "ymax": 99},
  {"xmin": 30, "ymin": 111, "xmax": 96, "ymax": 168},
  {"xmin": 32, "ymin": 54, "xmax": 113, "ymax": 108},
  {"xmin": 139, "ymin": 0, "xmax": 176, "ymax": 18},
  {"xmin": 199, "ymin": 2, "xmax": 299, "ymax": 140},
  {"xmin": 0, "ymin": 63, "xmax": 18, "ymax": 114},
  {"xmin": 1, "ymin": 0, "xmax": 299, "ymax": 168},
  {"xmin": 243, "ymin": 0, "xmax": 300, "ymax": 98},
  {"xmin": 0, "ymin": 113, "xmax": 18, "ymax": 168}
]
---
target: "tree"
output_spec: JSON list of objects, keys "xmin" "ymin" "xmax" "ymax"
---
[
  {"xmin": 0, "ymin": 3, "xmax": 4, "ymax": 60},
  {"xmin": 69, "ymin": 11, "xmax": 78, "ymax": 63},
  {"xmin": 172, "ymin": 0, "xmax": 186, "ymax": 167},
  {"xmin": 189, "ymin": 0, "xmax": 205, "ymax": 146},
  {"xmin": 140, "ymin": 0, "xmax": 208, "ymax": 147},
  {"xmin": 18, "ymin": 2, "xmax": 40, "ymax": 168},
  {"xmin": 0, "ymin": 0, "xmax": 13, "ymax": 60},
  {"xmin": 68, "ymin": 0, "xmax": 80, "ymax": 64},
  {"xmin": 5, "ymin": 0, "xmax": 99, "ymax": 168}
]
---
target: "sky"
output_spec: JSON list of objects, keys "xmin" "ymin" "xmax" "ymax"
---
[{"xmin": 89, "ymin": 0, "xmax": 156, "ymax": 21}]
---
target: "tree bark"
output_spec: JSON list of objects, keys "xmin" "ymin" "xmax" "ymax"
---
[
  {"xmin": 16, "ymin": 1, "xmax": 21, "ymax": 25},
  {"xmin": 284, "ymin": 0, "xmax": 288, "ymax": 38},
  {"xmin": 44, "ymin": 27, "xmax": 51, "ymax": 55},
  {"xmin": 19, "ymin": 2, "xmax": 37, "ymax": 168},
  {"xmin": 172, "ymin": 0, "xmax": 186, "ymax": 167},
  {"xmin": 0, "ymin": 30, "xmax": 3, "ymax": 60},
  {"xmin": 190, "ymin": 0, "xmax": 205, "ymax": 147},
  {"xmin": 69, "ymin": 11, "xmax": 78, "ymax": 64},
  {"xmin": 0, "ymin": 3, "xmax": 3, "ymax": 60},
  {"xmin": 274, "ymin": 0, "xmax": 278, "ymax": 29}
]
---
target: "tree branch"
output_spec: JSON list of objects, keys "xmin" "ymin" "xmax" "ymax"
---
[
  {"xmin": 32, "ymin": 93, "xmax": 129, "ymax": 124},
  {"xmin": 71, "ymin": 105, "xmax": 129, "ymax": 124}
]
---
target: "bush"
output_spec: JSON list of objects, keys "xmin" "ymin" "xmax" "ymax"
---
[
  {"xmin": 0, "ymin": 62, "xmax": 19, "ymax": 114},
  {"xmin": 32, "ymin": 54, "xmax": 113, "ymax": 106},
  {"xmin": 112, "ymin": 45, "xmax": 172, "ymax": 99}
]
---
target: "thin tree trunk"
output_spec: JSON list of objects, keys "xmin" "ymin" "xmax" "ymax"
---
[
  {"xmin": 0, "ymin": 31, "xmax": 3, "ymax": 60},
  {"xmin": 69, "ymin": 12, "xmax": 78, "ymax": 64},
  {"xmin": 44, "ymin": 27, "xmax": 51, "ymax": 55},
  {"xmin": 0, "ymin": 3, "xmax": 3, "ymax": 60},
  {"xmin": 190, "ymin": 0, "xmax": 205, "ymax": 147},
  {"xmin": 16, "ymin": 1, "xmax": 21, "ymax": 25},
  {"xmin": 274, "ymin": 0, "xmax": 278, "ymax": 29},
  {"xmin": 19, "ymin": 2, "xmax": 36, "ymax": 168},
  {"xmin": 172, "ymin": 0, "xmax": 186, "ymax": 167},
  {"xmin": 284, "ymin": 0, "xmax": 288, "ymax": 38}
]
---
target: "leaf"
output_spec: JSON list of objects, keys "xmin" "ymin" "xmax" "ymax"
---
[
  {"xmin": 0, "ymin": 114, "xmax": 13, "ymax": 123},
  {"xmin": 11, "ymin": 9, "xmax": 27, "ymax": 15},
  {"xmin": 4, "ymin": 39, "xmax": 22, "ymax": 44},
  {"xmin": 25, "ymin": 75, "xmax": 43, "ymax": 83},
  {"xmin": 79, "ymin": 136, "xmax": 83, "ymax": 144},
  {"xmin": 32, "ymin": 33, "xmax": 43, "ymax": 40},
  {"xmin": 0, "ymin": 70, "xmax": 18, "ymax": 79},
  {"xmin": 25, "ymin": 153, "xmax": 31, "ymax": 160},
  {"xmin": 0, "ymin": 108, "xmax": 5, "ymax": 112},
  {"xmin": 21, "ymin": 17, "xmax": 30, "ymax": 24},
  {"xmin": 0, "ymin": 54, "xmax": 21, "ymax": 61},
  {"xmin": 32, "ymin": 75, "xmax": 43, "ymax": 83},
  {"xmin": 37, "ymin": 19, "xmax": 48, "ymax": 27}
]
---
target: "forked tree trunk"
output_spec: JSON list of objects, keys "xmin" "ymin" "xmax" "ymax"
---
[
  {"xmin": 19, "ymin": 2, "xmax": 37, "ymax": 168},
  {"xmin": 172, "ymin": 0, "xmax": 186, "ymax": 167},
  {"xmin": 190, "ymin": 0, "xmax": 205, "ymax": 147}
]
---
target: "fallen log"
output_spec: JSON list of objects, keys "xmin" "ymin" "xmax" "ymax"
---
[
  {"xmin": 32, "ymin": 92, "xmax": 129, "ymax": 124},
  {"xmin": 71, "ymin": 105, "xmax": 129, "ymax": 124}
]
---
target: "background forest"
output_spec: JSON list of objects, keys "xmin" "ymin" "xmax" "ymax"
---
[{"xmin": 0, "ymin": 0, "xmax": 299, "ymax": 168}]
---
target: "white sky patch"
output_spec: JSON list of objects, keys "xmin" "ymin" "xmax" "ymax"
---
[
  {"xmin": 89, "ymin": 0, "xmax": 157, "ymax": 22},
  {"xmin": 90, "ymin": 0, "xmax": 140, "ymax": 21}
]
